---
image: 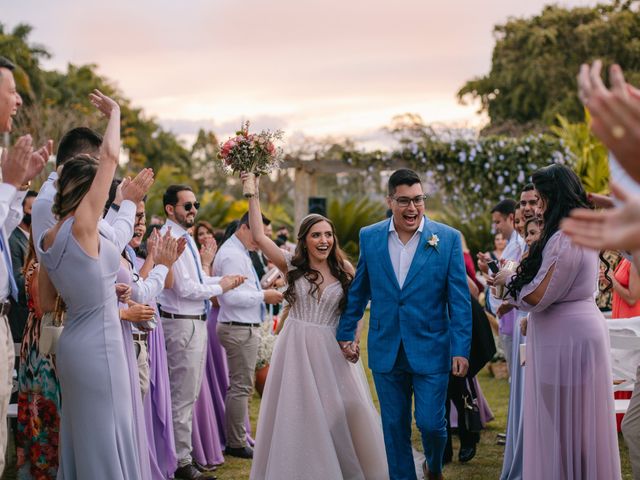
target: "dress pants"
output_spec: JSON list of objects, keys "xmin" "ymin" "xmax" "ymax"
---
[
  {"xmin": 622, "ymin": 365, "xmax": 640, "ymax": 479},
  {"xmin": 163, "ymin": 317, "xmax": 208, "ymax": 467},
  {"xmin": 0, "ymin": 314, "xmax": 13, "ymax": 475},
  {"xmin": 133, "ymin": 337, "xmax": 150, "ymax": 397},
  {"xmin": 216, "ymin": 322, "xmax": 260, "ymax": 449},
  {"xmin": 372, "ymin": 343, "xmax": 449, "ymax": 480}
]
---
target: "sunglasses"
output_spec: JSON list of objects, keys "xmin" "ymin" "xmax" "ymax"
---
[{"xmin": 176, "ymin": 201, "xmax": 200, "ymax": 212}]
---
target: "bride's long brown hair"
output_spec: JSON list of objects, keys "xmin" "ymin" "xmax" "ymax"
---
[{"xmin": 284, "ymin": 214, "xmax": 353, "ymax": 311}]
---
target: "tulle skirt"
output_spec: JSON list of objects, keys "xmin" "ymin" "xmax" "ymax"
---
[{"xmin": 250, "ymin": 317, "xmax": 389, "ymax": 480}]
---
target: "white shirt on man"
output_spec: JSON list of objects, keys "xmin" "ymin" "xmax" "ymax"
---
[
  {"xmin": 32, "ymin": 171, "xmax": 137, "ymax": 260},
  {"xmin": 0, "ymin": 183, "xmax": 25, "ymax": 301},
  {"xmin": 214, "ymin": 234, "xmax": 265, "ymax": 325},
  {"xmin": 157, "ymin": 219, "xmax": 223, "ymax": 316},
  {"xmin": 388, "ymin": 216, "xmax": 425, "ymax": 289}
]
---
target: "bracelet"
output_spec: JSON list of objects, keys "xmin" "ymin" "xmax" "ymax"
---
[{"xmin": 110, "ymin": 203, "xmax": 120, "ymax": 212}]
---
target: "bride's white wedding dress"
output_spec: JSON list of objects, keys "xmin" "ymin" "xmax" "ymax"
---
[{"xmin": 250, "ymin": 256, "xmax": 389, "ymax": 480}]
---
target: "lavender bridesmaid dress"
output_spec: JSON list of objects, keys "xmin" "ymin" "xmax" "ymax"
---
[
  {"xmin": 515, "ymin": 232, "xmax": 621, "ymax": 480},
  {"xmin": 38, "ymin": 218, "xmax": 141, "ymax": 479}
]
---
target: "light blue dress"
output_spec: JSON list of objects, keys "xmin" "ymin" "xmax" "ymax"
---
[{"xmin": 38, "ymin": 218, "xmax": 141, "ymax": 480}]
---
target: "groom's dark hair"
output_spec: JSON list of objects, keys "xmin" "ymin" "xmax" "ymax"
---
[
  {"xmin": 388, "ymin": 169, "xmax": 422, "ymax": 195},
  {"xmin": 491, "ymin": 199, "xmax": 516, "ymax": 217}
]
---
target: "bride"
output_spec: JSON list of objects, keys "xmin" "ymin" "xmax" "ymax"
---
[{"xmin": 245, "ymin": 175, "xmax": 388, "ymax": 480}]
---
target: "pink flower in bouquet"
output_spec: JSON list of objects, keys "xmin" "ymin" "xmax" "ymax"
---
[{"xmin": 267, "ymin": 142, "xmax": 276, "ymax": 155}]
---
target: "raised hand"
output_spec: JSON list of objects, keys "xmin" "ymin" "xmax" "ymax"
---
[
  {"xmin": 122, "ymin": 168, "xmax": 154, "ymax": 204},
  {"xmin": 561, "ymin": 182, "xmax": 640, "ymax": 251},
  {"xmin": 1, "ymin": 134, "xmax": 33, "ymax": 187},
  {"xmin": 199, "ymin": 239, "xmax": 217, "ymax": 267},
  {"xmin": 578, "ymin": 61, "xmax": 640, "ymax": 183},
  {"xmin": 89, "ymin": 89, "xmax": 120, "ymax": 119},
  {"xmin": 24, "ymin": 139, "xmax": 51, "ymax": 183}
]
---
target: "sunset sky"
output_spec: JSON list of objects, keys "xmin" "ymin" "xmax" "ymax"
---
[{"xmin": 5, "ymin": 0, "xmax": 595, "ymax": 145}]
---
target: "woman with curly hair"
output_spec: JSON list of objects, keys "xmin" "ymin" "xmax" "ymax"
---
[
  {"xmin": 505, "ymin": 164, "xmax": 620, "ymax": 480},
  {"xmin": 244, "ymin": 174, "xmax": 388, "ymax": 480}
]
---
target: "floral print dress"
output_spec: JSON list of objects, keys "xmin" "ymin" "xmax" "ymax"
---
[{"xmin": 16, "ymin": 261, "xmax": 61, "ymax": 480}]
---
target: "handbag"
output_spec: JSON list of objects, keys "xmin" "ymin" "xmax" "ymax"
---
[
  {"xmin": 39, "ymin": 295, "xmax": 66, "ymax": 356},
  {"xmin": 462, "ymin": 378, "xmax": 483, "ymax": 433}
]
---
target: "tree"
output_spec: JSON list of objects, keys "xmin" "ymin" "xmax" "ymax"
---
[{"xmin": 457, "ymin": 1, "xmax": 640, "ymax": 133}]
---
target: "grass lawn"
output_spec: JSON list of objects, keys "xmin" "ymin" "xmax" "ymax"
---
[{"xmin": 2, "ymin": 316, "xmax": 633, "ymax": 479}]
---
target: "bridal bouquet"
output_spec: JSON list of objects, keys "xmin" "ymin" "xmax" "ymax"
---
[{"xmin": 218, "ymin": 121, "xmax": 283, "ymax": 197}]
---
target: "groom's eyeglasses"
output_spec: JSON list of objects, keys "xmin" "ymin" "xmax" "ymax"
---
[
  {"xmin": 176, "ymin": 201, "xmax": 200, "ymax": 211},
  {"xmin": 391, "ymin": 195, "xmax": 427, "ymax": 208}
]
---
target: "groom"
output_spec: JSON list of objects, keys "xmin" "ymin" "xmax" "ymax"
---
[{"xmin": 337, "ymin": 168, "xmax": 472, "ymax": 480}]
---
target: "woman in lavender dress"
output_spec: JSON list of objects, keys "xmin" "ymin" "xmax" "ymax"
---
[
  {"xmin": 38, "ymin": 91, "xmax": 144, "ymax": 479},
  {"xmin": 505, "ymin": 165, "xmax": 621, "ymax": 480}
]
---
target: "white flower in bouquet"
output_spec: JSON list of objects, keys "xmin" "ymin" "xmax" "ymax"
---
[
  {"xmin": 256, "ymin": 321, "xmax": 277, "ymax": 370},
  {"xmin": 218, "ymin": 121, "xmax": 284, "ymax": 197}
]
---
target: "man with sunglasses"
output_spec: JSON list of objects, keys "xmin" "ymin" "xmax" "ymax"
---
[
  {"xmin": 337, "ymin": 168, "xmax": 471, "ymax": 480},
  {"xmin": 157, "ymin": 184, "xmax": 244, "ymax": 480}
]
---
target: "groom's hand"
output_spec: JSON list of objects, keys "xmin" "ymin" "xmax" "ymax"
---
[
  {"xmin": 451, "ymin": 356, "xmax": 469, "ymax": 377},
  {"xmin": 339, "ymin": 341, "xmax": 360, "ymax": 363}
]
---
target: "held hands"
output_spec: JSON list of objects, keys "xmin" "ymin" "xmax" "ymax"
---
[
  {"xmin": 219, "ymin": 274, "xmax": 246, "ymax": 293},
  {"xmin": 338, "ymin": 341, "xmax": 360, "ymax": 363},
  {"xmin": 451, "ymin": 356, "xmax": 469, "ymax": 377}
]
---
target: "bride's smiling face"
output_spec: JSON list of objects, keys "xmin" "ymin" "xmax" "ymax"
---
[{"xmin": 304, "ymin": 220, "xmax": 334, "ymax": 263}]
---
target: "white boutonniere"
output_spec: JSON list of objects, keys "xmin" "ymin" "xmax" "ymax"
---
[{"xmin": 427, "ymin": 234, "xmax": 440, "ymax": 252}]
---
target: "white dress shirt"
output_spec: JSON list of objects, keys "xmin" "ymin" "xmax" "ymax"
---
[
  {"xmin": 32, "ymin": 171, "xmax": 136, "ymax": 260},
  {"xmin": 157, "ymin": 219, "xmax": 223, "ymax": 315},
  {"xmin": 0, "ymin": 183, "xmax": 25, "ymax": 301},
  {"xmin": 388, "ymin": 216, "xmax": 425, "ymax": 289},
  {"xmin": 214, "ymin": 234, "xmax": 265, "ymax": 325}
]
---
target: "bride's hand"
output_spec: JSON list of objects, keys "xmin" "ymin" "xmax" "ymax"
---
[{"xmin": 240, "ymin": 171, "xmax": 260, "ymax": 189}]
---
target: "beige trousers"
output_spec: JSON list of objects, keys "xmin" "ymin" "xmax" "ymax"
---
[
  {"xmin": 133, "ymin": 338, "xmax": 150, "ymax": 398},
  {"xmin": 622, "ymin": 366, "xmax": 640, "ymax": 480},
  {"xmin": 163, "ymin": 318, "xmax": 208, "ymax": 467},
  {"xmin": 0, "ymin": 314, "xmax": 13, "ymax": 475},
  {"xmin": 216, "ymin": 323, "xmax": 261, "ymax": 449}
]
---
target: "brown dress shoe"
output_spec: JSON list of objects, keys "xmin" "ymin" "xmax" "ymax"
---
[
  {"xmin": 422, "ymin": 461, "xmax": 444, "ymax": 480},
  {"xmin": 174, "ymin": 464, "xmax": 205, "ymax": 479}
]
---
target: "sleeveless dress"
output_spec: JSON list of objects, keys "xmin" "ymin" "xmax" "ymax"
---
[
  {"xmin": 38, "ymin": 217, "xmax": 141, "ymax": 479},
  {"xmin": 250, "ymin": 256, "xmax": 389, "ymax": 480}
]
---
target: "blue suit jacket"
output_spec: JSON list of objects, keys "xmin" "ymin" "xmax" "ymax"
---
[{"xmin": 336, "ymin": 217, "xmax": 472, "ymax": 375}]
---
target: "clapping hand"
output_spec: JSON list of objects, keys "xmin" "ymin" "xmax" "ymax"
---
[
  {"xmin": 1, "ymin": 135, "xmax": 33, "ymax": 188},
  {"xmin": 578, "ymin": 61, "xmax": 640, "ymax": 183},
  {"xmin": 122, "ymin": 168, "xmax": 154, "ymax": 204},
  {"xmin": 154, "ymin": 230, "xmax": 180, "ymax": 268},
  {"xmin": 200, "ymin": 239, "xmax": 217, "ymax": 267},
  {"xmin": 561, "ymin": 182, "xmax": 640, "ymax": 251}
]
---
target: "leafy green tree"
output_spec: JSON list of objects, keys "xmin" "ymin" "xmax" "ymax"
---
[{"xmin": 458, "ymin": 1, "xmax": 640, "ymax": 133}]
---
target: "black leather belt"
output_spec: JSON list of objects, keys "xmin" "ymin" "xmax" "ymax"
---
[
  {"xmin": 0, "ymin": 301, "xmax": 10, "ymax": 316},
  {"xmin": 132, "ymin": 332, "xmax": 148, "ymax": 342},
  {"xmin": 219, "ymin": 321, "xmax": 262, "ymax": 328},
  {"xmin": 158, "ymin": 308, "xmax": 207, "ymax": 321}
]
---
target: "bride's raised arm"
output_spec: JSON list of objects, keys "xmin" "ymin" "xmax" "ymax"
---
[{"xmin": 242, "ymin": 172, "xmax": 288, "ymax": 273}]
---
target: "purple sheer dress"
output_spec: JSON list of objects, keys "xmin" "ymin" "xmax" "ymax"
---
[
  {"xmin": 191, "ymin": 307, "xmax": 254, "ymax": 467},
  {"xmin": 133, "ymin": 256, "xmax": 178, "ymax": 479},
  {"xmin": 514, "ymin": 232, "xmax": 621, "ymax": 480},
  {"xmin": 116, "ymin": 263, "xmax": 152, "ymax": 480}
]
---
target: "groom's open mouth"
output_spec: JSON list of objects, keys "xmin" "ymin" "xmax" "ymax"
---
[{"xmin": 403, "ymin": 214, "xmax": 418, "ymax": 226}]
